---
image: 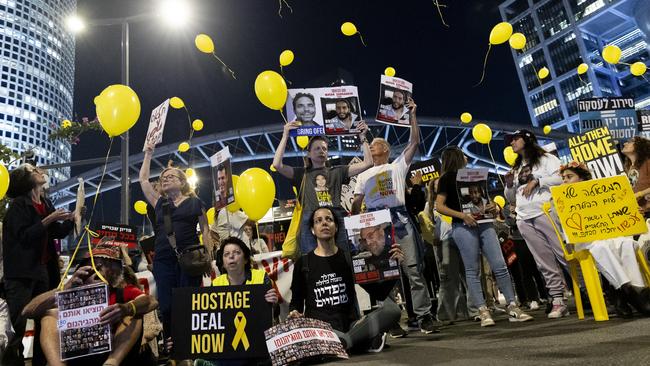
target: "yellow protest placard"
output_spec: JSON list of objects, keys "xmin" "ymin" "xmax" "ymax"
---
[{"xmin": 550, "ymin": 175, "xmax": 647, "ymax": 243}]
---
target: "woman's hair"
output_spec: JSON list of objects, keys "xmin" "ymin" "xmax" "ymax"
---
[
  {"xmin": 624, "ymin": 136, "xmax": 650, "ymax": 171},
  {"xmin": 159, "ymin": 166, "xmax": 195, "ymax": 197},
  {"xmin": 559, "ymin": 161, "xmax": 593, "ymax": 181},
  {"xmin": 308, "ymin": 207, "xmax": 339, "ymax": 238},
  {"xmin": 513, "ymin": 138, "xmax": 548, "ymax": 170},
  {"xmin": 440, "ymin": 147, "xmax": 466, "ymax": 174},
  {"xmin": 304, "ymin": 136, "xmax": 331, "ymax": 169},
  {"xmin": 216, "ymin": 237, "xmax": 252, "ymax": 273},
  {"xmin": 7, "ymin": 164, "xmax": 38, "ymax": 198}
]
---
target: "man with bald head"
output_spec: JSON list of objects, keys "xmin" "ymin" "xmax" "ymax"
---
[{"xmin": 352, "ymin": 97, "xmax": 437, "ymax": 335}]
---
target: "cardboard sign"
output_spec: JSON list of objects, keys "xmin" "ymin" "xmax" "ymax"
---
[
  {"xmin": 210, "ymin": 147, "xmax": 235, "ymax": 210},
  {"xmin": 56, "ymin": 283, "xmax": 111, "ymax": 361},
  {"xmin": 171, "ymin": 285, "xmax": 272, "ymax": 360},
  {"xmin": 285, "ymin": 86, "xmax": 362, "ymax": 136},
  {"xmin": 566, "ymin": 126, "xmax": 624, "ymax": 178},
  {"xmin": 340, "ymin": 157, "xmax": 363, "ymax": 213},
  {"xmin": 551, "ymin": 175, "xmax": 647, "ymax": 243},
  {"xmin": 265, "ymin": 317, "xmax": 347, "ymax": 366},
  {"xmin": 408, "ymin": 157, "xmax": 441, "ymax": 184},
  {"xmin": 578, "ymin": 97, "xmax": 637, "ymax": 141},
  {"xmin": 90, "ymin": 223, "xmax": 137, "ymax": 249},
  {"xmin": 375, "ymin": 75, "xmax": 413, "ymax": 127},
  {"xmin": 456, "ymin": 168, "xmax": 494, "ymax": 223},
  {"xmin": 143, "ymin": 99, "xmax": 170, "ymax": 150},
  {"xmin": 638, "ymin": 109, "xmax": 650, "ymax": 133}
]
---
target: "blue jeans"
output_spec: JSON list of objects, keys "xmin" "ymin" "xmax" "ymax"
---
[
  {"xmin": 451, "ymin": 223, "xmax": 516, "ymax": 308},
  {"xmin": 299, "ymin": 207, "xmax": 349, "ymax": 254}
]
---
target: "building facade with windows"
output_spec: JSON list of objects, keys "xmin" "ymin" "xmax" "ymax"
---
[
  {"xmin": 0, "ymin": 0, "xmax": 75, "ymax": 184},
  {"xmin": 499, "ymin": 0, "xmax": 650, "ymax": 132}
]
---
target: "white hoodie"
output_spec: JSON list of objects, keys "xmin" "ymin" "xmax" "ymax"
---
[{"xmin": 504, "ymin": 153, "xmax": 563, "ymax": 220}]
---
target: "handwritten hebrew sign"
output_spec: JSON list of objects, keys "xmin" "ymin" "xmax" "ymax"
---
[{"xmin": 550, "ymin": 175, "xmax": 647, "ymax": 243}]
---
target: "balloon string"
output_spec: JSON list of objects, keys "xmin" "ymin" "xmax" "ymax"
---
[
  {"xmin": 280, "ymin": 110, "xmax": 288, "ymax": 124},
  {"xmin": 432, "ymin": 0, "xmax": 449, "ymax": 27},
  {"xmin": 578, "ymin": 74, "xmax": 588, "ymax": 88},
  {"xmin": 278, "ymin": 0, "xmax": 293, "ymax": 18},
  {"xmin": 211, "ymin": 53, "xmax": 237, "ymax": 79},
  {"xmin": 357, "ymin": 32, "xmax": 367, "ymax": 47},
  {"xmin": 487, "ymin": 143, "xmax": 505, "ymax": 187},
  {"xmin": 474, "ymin": 43, "xmax": 491, "ymax": 87},
  {"xmin": 280, "ymin": 65, "xmax": 292, "ymax": 85}
]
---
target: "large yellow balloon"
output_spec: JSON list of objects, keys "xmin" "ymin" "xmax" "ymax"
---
[
  {"xmin": 170, "ymin": 97, "xmax": 184, "ymax": 109},
  {"xmin": 508, "ymin": 33, "xmax": 526, "ymax": 50},
  {"xmin": 279, "ymin": 50, "xmax": 294, "ymax": 66},
  {"xmin": 226, "ymin": 175, "xmax": 241, "ymax": 213},
  {"xmin": 472, "ymin": 123, "xmax": 492, "ymax": 144},
  {"xmin": 62, "ymin": 119, "xmax": 72, "ymax": 129},
  {"xmin": 460, "ymin": 112, "xmax": 472, "ymax": 124},
  {"xmin": 538, "ymin": 67, "xmax": 550, "ymax": 79},
  {"xmin": 206, "ymin": 207, "xmax": 216, "ymax": 226},
  {"xmin": 134, "ymin": 200, "xmax": 148, "ymax": 215},
  {"xmin": 577, "ymin": 63, "xmax": 589, "ymax": 75},
  {"xmin": 341, "ymin": 22, "xmax": 357, "ymax": 36},
  {"xmin": 493, "ymin": 195, "xmax": 506, "ymax": 209},
  {"xmin": 296, "ymin": 136, "xmax": 309, "ymax": 149},
  {"xmin": 384, "ymin": 67, "xmax": 396, "ymax": 77},
  {"xmin": 95, "ymin": 84, "xmax": 141, "ymax": 137},
  {"xmin": 602, "ymin": 45, "xmax": 621, "ymax": 64},
  {"xmin": 631, "ymin": 62, "xmax": 647, "ymax": 77},
  {"xmin": 503, "ymin": 146, "xmax": 518, "ymax": 166},
  {"xmin": 235, "ymin": 168, "xmax": 275, "ymax": 221},
  {"xmin": 0, "ymin": 164, "xmax": 9, "ymax": 200},
  {"xmin": 195, "ymin": 34, "xmax": 215, "ymax": 54},
  {"xmin": 543, "ymin": 125, "xmax": 552, "ymax": 135},
  {"xmin": 178, "ymin": 142, "xmax": 190, "ymax": 152},
  {"xmin": 489, "ymin": 22, "xmax": 513, "ymax": 45},
  {"xmin": 254, "ymin": 70, "xmax": 288, "ymax": 110},
  {"xmin": 192, "ymin": 119, "xmax": 204, "ymax": 131}
]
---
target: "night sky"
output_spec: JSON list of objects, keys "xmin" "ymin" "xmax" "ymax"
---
[{"xmin": 69, "ymin": 0, "xmax": 529, "ymax": 224}]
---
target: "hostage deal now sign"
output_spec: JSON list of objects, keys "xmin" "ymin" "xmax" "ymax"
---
[
  {"xmin": 171, "ymin": 285, "xmax": 272, "ymax": 360},
  {"xmin": 550, "ymin": 175, "xmax": 647, "ymax": 243}
]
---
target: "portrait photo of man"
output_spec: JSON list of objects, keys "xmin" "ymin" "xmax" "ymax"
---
[{"xmin": 324, "ymin": 98, "xmax": 360, "ymax": 135}]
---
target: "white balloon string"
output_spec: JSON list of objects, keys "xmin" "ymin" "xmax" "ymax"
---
[
  {"xmin": 357, "ymin": 32, "xmax": 367, "ymax": 47},
  {"xmin": 278, "ymin": 0, "xmax": 293, "ymax": 18},
  {"xmin": 432, "ymin": 0, "xmax": 449, "ymax": 27},
  {"xmin": 474, "ymin": 43, "xmax": 492, "ymax": 87},
  {"xmin": 487, "ymin": 143, "xmax": 505, "ymax": 187},
  {"xmin": 211, "ymin": 53, "xmax": 237, "ymax": 79},
  {"xmin": 280, "ymin": 110, "xmax": 288, "ymax": 124}
]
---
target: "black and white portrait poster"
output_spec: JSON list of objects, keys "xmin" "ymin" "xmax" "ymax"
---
[
  {"xmin": 375, "ymin": 75, "xmax": 413, "ymax": 127},
  {"xmin": 340, "ymin": 157, "xmax": 363, "ymax": 214},
  {"xmin": 143, "ymin": 99, "xmax": 170, "ymax": 151},
  {"xmin": 456, "ymin": 168, "xmax": 494, "ymax": 224},
  {"xmin": 210, "ymin": 146, "xmax": 235, "ymax": 210},
  {"xmin": 286, "ymin": 88, "xmax": 325, "ymax": 137}
]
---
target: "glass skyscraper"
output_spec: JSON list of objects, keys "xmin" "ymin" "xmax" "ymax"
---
[
  {"xmin": 499, "ymin": 0, "xmax": 650, "ymax": 132},
  {"xmin": 0, "ymin": 0, "xmax": 75, "ymax": 184}
]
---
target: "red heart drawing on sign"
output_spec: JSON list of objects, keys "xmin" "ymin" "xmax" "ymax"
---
[{"xmin": 565, "ymin": 213, "xmax": 583, "ymax": 231}]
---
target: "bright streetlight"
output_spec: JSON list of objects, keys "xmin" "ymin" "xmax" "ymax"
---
[
  {"xmin": 65, "ymin": 14, "xmax": 85, "ymax": 33},
  {"xmin": 158, "ymin": 0, "xmax": 192, "ymax": 28}
]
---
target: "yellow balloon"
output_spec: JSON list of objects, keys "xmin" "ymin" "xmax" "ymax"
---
[
  {"xmin": 460, "ymin": 112, "xmax": 472, "ymax": 124},
  {"xmin": 384, "ymin": 67, "xmax": 396, "ymax": 77},
  {"xmin": 503, "ymin": 146, "xmax": 518, "ymax": 166},
  {"xmin": 538, "ymin": 67, "xmax": 550, "ymax": 79},
  {"xmin": 296, "ymin": 136, "xmax": 309, "ymax": 149},
  {"xmin": 178, "ymin": 142, "xmax": 190, "ymax": 152},
  {"xmin": 170, "ymin": 97, "xmax": 184, "ymax": 109},
  {"xmin": 235, "ymin": 168, "xmax": 276, "ymax": 221},
  {"xmin": 543, "ymin": 125, "xmax": 552, "ymax": 135},
  {"xmin": 0, "ymin": 164, "xmax": 9, "ymax": 200},
  {"xmin": 195, "ymin": 34, "xmax": 215, "ymax": 54},
  {"xmin": 134, "ymin": 200, "xmax": 148, "ymax": 215},
  {"xmin": 185, "ymin": 168, "xmax": 195, "ymax": 177},
  {"xmin": 341, "ymin": 22, "xmax": 357, "ymax": 36},
  {"xmin": 254, "ymin": 70, "xmax": 288, "ymax": 110},
  {"xmin": 631, "ymin": 61, "xmax": 647, "ymax": 77},
  {"xmin": 270, "ymin": 164, "xmax": 277, "ymax": 172},
  {"xmin": 95, "ymin": 84, "xmax": 141, "ymax": 137},
  {"xmin": 472, "ymin": 123, "xmax": 492, "ymax": 144},
  {"xmin": 577, "ymin": 63, "xmax": 589, "ymax": 75},
  {"xmin": 192, "ymin": 119, "xmax": 204, "ymax": 131},
  {"xmin": 279, "ymin": 50, "xmax": 294, "ymax": 67},
  {"xmin": 493, "ymin": 195, "xmax": 506, "ymax": 209},
  {"xmin": 602, "ymin": 45, "xmax": 621, "ymax": 64},
  {"xmin": 489, "ymin": 22, "xmax": 513, "ymax": 45},
  {"xmin": 508, "ymin": 33, "xmax": 526, "ymax": 50},
  {"xmin": 206, "ymin": 207, "xmax": 216, "ymax": 226},
  {"xmin": 226, "ymin": 175, "xmax": 241, "ymax": 213},
  {"xmin": 62, "ymin": 119, "xmax": 72, "ymax": 129}
]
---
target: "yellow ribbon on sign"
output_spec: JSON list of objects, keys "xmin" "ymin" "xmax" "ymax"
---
[{"xmin": 232, "ymin": 311, "xmax": 249, "ymax": 351}]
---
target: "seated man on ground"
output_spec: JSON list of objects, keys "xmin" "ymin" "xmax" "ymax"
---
[{"xmin": 22, "ymin": 244, "xmax": 159, "ymax": 366}]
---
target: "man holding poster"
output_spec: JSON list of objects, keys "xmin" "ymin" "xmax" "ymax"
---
[{"xmin": 376, "ymin": 75, "xmax": 413, "ymax": 126}]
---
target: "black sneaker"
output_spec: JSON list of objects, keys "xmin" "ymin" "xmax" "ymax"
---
[
  {"xmin": 389, "ymin": 324, "xmax": 408, "ymax": 338},
  {"xmin": 406, "ymin": 317, "xmax": 419, "ymax": 331},
  {"xmin": 419, "ymin": 315, "xmax": 440, "ymax": 334},
  {"xmin": 367, "ymin": 332, "xmax": 387, "ymax": 353}
]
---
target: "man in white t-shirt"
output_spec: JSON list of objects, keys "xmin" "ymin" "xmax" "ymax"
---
[{"xmin": 351, "ymin": 97, "xmax": 437, "ymax": 334}]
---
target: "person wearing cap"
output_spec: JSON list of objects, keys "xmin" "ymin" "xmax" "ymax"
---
[
  {"xmin": 504, "ymin": 129, "xmax": 570, "ymax": 319},
  {"xmin": 21, "ymin": 244, "xmax": 159, "ymax": 366}
]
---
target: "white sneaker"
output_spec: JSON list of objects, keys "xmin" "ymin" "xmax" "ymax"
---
[
  {"xmin": 508, "ymin": 303, "xmax": 534, "ymax": 322},
  {"xmin": 529, "ymin": 300, "xmax": 540, "ymax": 311},
  {"xmin": 479, "ymin": 307, "xmax": 495, "ymax": 327},
  {"xmin": 548, "ymin": 298, "xmax": 569, "ymax": 319}
]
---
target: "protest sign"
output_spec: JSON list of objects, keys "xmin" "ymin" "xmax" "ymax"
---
[
  {"xmin": 375, "ymin": 75, "xmax": 413, "ymax": 127},
  {"xmin": 566, "ymin": 126, "xmax": 624, "ymax": 178},
  {"xmin": 285, "ymin": 86, "xmax": 362, "ymax": 136},
  {"xmin": 90, "ymin": 223, "xmax": 137, "ymax": 249},
  {"xmin": 253, "ymin": 251, "xmax": 294, "ymax": 304},
  {"xmin": 550, "ymin": 175, "xmax": 647, "ymax": 243},
  {"xmin": 638, "ymin": 109, "xmax": 650, "ymax": 136},
  {"xmin": 408, "ymin": 157, "xmax": 441, "ymax": 184},
  {"xmin": 265, "ymin": 317, "xmax": 347, "ymax": 366},
  {"xmin": 211, "ymin": 147, "xmax": 234, "ymax": 210},
  {"xmin": 578, "ymin": 97, "xmax": 637, "ymax": 141},
  {"xmin": 56, "ymin": 283, "xmax": 111, "ymax": 361},
  {"xmin": 457, "ymin": 168, "xmax": 494, "ymax": 223},
  {"xmin": 341, "ymin": 157, "xmax": 362, "ymax": 213},
  {"xmin": 171, "ymin": 285, "xmax": 272, "ymax": 360},
  {"xmin": 344, "ymin": 209, "xmax": 400, "ymax": 284},
  {"xmin": 143, "ymin": 99, "xmax": 170, "ymax": 151}
]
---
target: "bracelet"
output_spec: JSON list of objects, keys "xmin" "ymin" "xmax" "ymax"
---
[{"xmin": 128, "ymin": 301, "xmax": 136, "ymax": 316}]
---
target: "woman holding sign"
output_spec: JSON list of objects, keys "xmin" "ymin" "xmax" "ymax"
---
[
  {"xmin": 503, "ymin": 129, "xmax": 570, "ymax": 319},
  {"xmin": 622, "ymin": 136, "xmax": 650, "ymax": 218}
]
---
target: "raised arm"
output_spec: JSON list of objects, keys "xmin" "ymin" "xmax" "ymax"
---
[
  {"xmin": 348, "ymin": 121, "xmax": 373, "ymax": 176},
  {"xmin": 272, "ymin": 122, "xmax": 301, "ymax": 180},
  {"xmin": 403, "ymin": 97, "xmax": 420, "ymax": 165},
  {"xmin": 140, "ymin": 144, "xmax": 161, "ymax": 206}
]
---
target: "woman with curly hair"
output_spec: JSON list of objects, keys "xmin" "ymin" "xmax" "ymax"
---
[{"xmin": 622, "ymin": 136, "xmax": 650, "ymax": 217}]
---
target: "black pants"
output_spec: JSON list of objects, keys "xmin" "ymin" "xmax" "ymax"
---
[{"xmin": 510, "ymin": 239, "xmax": 547, "ymax": 303}]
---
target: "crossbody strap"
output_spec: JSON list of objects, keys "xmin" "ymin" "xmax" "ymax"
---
[{"xmin": 162, "ymin": 199, "xmax": 179, "ymax": 256}]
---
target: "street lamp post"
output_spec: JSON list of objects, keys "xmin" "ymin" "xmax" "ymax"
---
[{"xmin": 120, "ymin": 21, "xmax": 130, "ymax": 225}]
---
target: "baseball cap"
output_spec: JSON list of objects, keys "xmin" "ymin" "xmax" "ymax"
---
[{"xmin": 504, "ymin": 129, "xmax": 537, "ymax": 146}]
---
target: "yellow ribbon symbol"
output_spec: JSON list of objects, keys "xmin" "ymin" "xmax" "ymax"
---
[{"xmin": 232, "ymin": 312, "xmax": 249, "ymax": 351}]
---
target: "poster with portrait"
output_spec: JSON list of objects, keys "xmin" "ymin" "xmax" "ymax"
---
[
  {"xmin": 344, "ymin": 209, "xmax": 400, "ymax": 284},
  {"xmin": 285, "ymin": 86, "xmax": 362, "ymax": 136},
  {"xmin": 340, "ymin": 157, "xmax": 363, "ymax": 213},
  {"xmin": 375, "ymin": 75, "xmax": 413, "ymax": 127},
  {"xmin": 286, "ymin": 89, "xmax": 325, "ymax": 137},
  {"xmin": 56, "ymin": 283, "xmax": 111, "ymax": 361},
  {"xmin": 210, "ymin": 147, "xmax": 234, "ymax": 210},
  {"xmin": 456, "ymin": 168, "xmax": 494, "ymax": 224},
  {"xmin": 265, "ymin": 317, "xmax": 347, "ymax": 366},
  {"xmin": 143, "ymin": 99, "xmax": 170, "ymax": 151}
]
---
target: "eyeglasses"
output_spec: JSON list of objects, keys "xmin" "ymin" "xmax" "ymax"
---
[{"xmin": 161, "ymin": 175, "xmax": 181, "ymax": 182}]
